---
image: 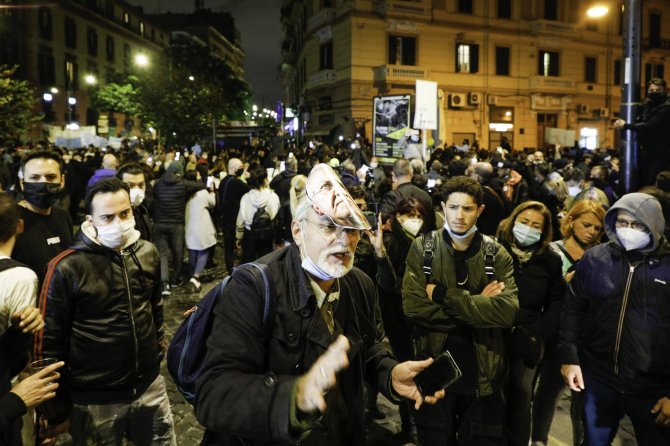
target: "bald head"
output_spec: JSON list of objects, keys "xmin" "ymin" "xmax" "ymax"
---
[
  {"xmin": 228, "ymin": 158, "xmax": 243, "ymax": 175},
  {"xmin": 471, "ymin": 162, "xmax": 494, "ymax": 183},
  {"xmin": 102, "ymin": 154, "xmax": 118, "ymax": 170}
]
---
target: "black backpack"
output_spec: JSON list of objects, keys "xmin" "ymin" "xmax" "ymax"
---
[
  {"xmin": 0, "ymin": 258, "xmax": 25, "ymax": 273},
  {"xmin": 250, "ymin": 206, "xmax": 275, "ymax": 241}
]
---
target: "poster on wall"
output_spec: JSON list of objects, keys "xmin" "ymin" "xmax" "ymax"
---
[{"xmin": 372, "ymin": 95, "xmax": 411, "ymax": 162}]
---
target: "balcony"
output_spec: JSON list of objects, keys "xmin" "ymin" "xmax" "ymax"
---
[
  {"xmin": 528, "ymin": 75, "xmax": 577, "ymax": 94},
  {"xmin": 374, "ymin": 64, "xmax": 429, "ymax": 83},
  {"xmin": 377, "ymin": 0, "xmax": 431, "ymax": 21},
  {"xmin": 306, "ymin": 69, "xmax": 337, "ymax": 87},
  {"xmin": 529, "ymin": 19, "xmax": 577, "ymax": 38},
  {"xmin": 642, "ymin": 37, "xmax": 670, "ymax": 51},
  {"xmin": 308, "ymin": 8, "xmax": 337, "ymax": 33}
]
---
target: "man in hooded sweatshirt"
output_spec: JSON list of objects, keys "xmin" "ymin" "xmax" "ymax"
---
[
  {"xmin": 35, "ymin": 178, "xmax": 176, "ymax": 445},
  {"xmin": 152, "ymin": 160, "xmax": 205, "ymax": 294},
  {"xmin": 560, "ymin": 192, "xmax": 670, "ymax": 446}
]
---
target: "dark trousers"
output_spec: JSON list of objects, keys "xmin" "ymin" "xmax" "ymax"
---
[
  {"xmin": 222, "ymin": 225, "xmax": 237, "ymax": 274},
  {"xmin": 241, "ymin": 230, "xmax": 273, "ymax": 264},
  {"xmin": 414, "ymin": 390, "xmax": 506, "ymax": 446},
  {"xmin": 154, "ymin": 222, "xmax": 185, "ymax": 285},
  {"xmin": 582, "ymin": 372, "xmax": 670, "ymax": 446},
  {"xmin": 506, "ymin": 355, "xmax": 538, "ymax": 446},
  {"xmin": 531, "ymin": 342, "xmax": 567, "ymax": 443}
]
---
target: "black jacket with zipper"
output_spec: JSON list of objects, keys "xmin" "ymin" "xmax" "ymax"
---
[{"xmin": 36, "ymin": 227, "xmax": 164, "ymax": 424}]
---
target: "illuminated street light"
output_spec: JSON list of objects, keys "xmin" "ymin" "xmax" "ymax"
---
[
  {"xmin": 43, "ymin": 93, "xmax": 53, "ymax": 102},
  {"xmin": 68, "ymin": 97, "xmax": 77, "ymax": 105},
  {"xmin": 188, "ymin": 75, "xmax": 195, "ymax": 81},
  {"xmin": 50, "ymin": 87, "xmax": 58, "ymax": 94},
  {"xmin": 587, "ymin": 5, "xmax": 608, "ymax": 18},
  {"xmin": 134, "ymin": 54, "xmax": 149, "ymax": 67},
  {"xmin": 84, "ymin": 74, "xmax": 97, "ymax": 85},
  {"xmin": 252, "ymin": 104, "xmax": 258, "ymax": 112}
]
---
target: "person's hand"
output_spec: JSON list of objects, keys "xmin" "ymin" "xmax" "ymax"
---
[
  {"xmin": 481, "ymin": 280, "xmax": 505, "ymax": 298},
  {"xmin": 235, "ymin": 240, "xmax": 241, "ymax": 250},
  {"xmin": 365, "ymin": 214, "xmax": 386, "ymax": 258},
  {"xmin": 613, "ymin": 118, "xmax": 626, "ymax": 128},
  {"xmin": 10, "ymin": 306, "xmax": 44, "ymax": 334},
  {"xmin": 296, "ymin": 335, "xmax": 350, "ymax": 413},
  {"xmin": 652, "ymin": 397, "xmax": 670, "ymax": 427},
  {"xmin": 38, "ymin": 416, "xmax": 70, "ymax": 446},
  {"xmin": 391, "ymin": 358, "xmax": 446, "ymax": 410},
  {"xmin": 426, "ymin": 284, "xmax": 436, "ymax": 300},
  {"xmin": 10, "ymin": 361, "xmax": 63, "ymax": 410},
  {"xmin": 561, "ymin": 364, "xmax": 585, "ymax": 392}
]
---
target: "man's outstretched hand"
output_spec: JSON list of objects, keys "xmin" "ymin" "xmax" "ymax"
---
[{"xmin": 392, "ymin": 358, "xmax": 446, "ymax": 410}]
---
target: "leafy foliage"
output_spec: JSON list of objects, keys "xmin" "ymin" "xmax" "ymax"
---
[
  {"xmin": 0, "ymin": 65, "xmax": 41, "ymax": 142},
  {"xmin": 90, "ymin": 76, "xmax": 140, "ymax": 115}
]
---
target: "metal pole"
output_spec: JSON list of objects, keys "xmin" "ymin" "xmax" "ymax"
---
[{"xmin": 620, "ymin": 0, "xmax": 642, "ymax": 194}]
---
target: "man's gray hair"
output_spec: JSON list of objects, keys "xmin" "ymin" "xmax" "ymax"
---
[{"xmin": 293, "ymin": 193, "xmax": 313, "ymax": 222}]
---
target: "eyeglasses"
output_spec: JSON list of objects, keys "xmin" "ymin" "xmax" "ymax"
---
[
  {"xmin": 615, "ymin": 219, "xmax": 647, "ymax": 231},
  {"xmin": 301, "ymin": 219, "xmax": 361, "ymax": 239}
]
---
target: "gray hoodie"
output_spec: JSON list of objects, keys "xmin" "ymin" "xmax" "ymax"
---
[{"xmin": 604, "ymin": 192, "xmax": 665, "ymax": 254}]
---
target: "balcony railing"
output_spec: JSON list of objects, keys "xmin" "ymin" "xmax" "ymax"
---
[
  {"xmin": 307, "ymin": 69, "xmax": 337, "ymax": 87},
  {"xmin": 377, "ymin": 0, "xmax": 431, "ymax": 20},
  {"xmin": 375, "ymin": 64, "xmax": 429, "ymax": 82},
  {"xmin": 529, "ymin": 19, "xmax": 577, "ymax": 37},
  {"xmin": 642, "ymin": 37, "xmax": 670, "ymax": 51},
  {"xmin": 529, "ymin": 75, "xmax": 577, "ymax": 93},
  {"xmin": 308, "ymin": 8, "xmax": 337, "ymax": 33}
]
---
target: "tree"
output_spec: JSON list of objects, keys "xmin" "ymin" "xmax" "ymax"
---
[
  {"xmin": 90, "ymin": 76, "xmax": 140, "ymax": 116},
  {"xmin": 0, "ymin": 65, "xmax": 41, "ymax": 142}
]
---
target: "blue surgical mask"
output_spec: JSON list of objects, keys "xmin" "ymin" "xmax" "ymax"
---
[
  {"xmin": 299, "ymin": 225, "xmax": 336, "ymax": 280},
  {"xmin": 444, "ymin": 222, "xmax": 478, "ymax": 242},
  {"xmin": 513, "ymin": 222, "xmax": 542, "ymax": 247}
]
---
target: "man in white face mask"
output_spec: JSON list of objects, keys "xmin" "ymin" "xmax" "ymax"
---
[
  {"xmin": 561, "ymin": 192, "xmax": 670, "ymax": 445},
  {"xmin": 36, "ymin": 178, "xmax": 176, "ymax": 445},
  {"xmin": 117, "ymin": 163, "xmax": 153, "ymax": 242},
  {"xmin": 196, "ymin": 164, "xmax": 445, "ymax": 446}
]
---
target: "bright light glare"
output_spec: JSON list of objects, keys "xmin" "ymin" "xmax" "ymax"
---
[
  {"xmin": 587, "ymin": 5, "xmax": 608, "ymax": 18},
  {"xmin": 50, "ymin": 87, "xmax": 58, "ymax": 94},
  {"xmin": 68, "ymin": 97, "xmax": 77, "ymax": 105},
  {"xmin": 84, "ymin": 74, "xmax": 97, "ymax": 85},
  {"xmin": 134, "ymin": 54, "xmax": 149, "ymax": 67},
  {"xmin": 65, "ymin": 123, "xmax": 79, "ymax": 130},
  {"xmin": 188, "ymin": 76, "xmax": 194, "ymax": 81},
  {"xmin": 43, "ymin": 93, "xmax": 53, "ymax": 102}
]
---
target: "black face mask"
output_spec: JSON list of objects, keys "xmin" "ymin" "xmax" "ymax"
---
[
  {"xmin": 22, "ymin": 182, "xmax": 62, "ymax": 209},
  {"xmin": 648, "ymin": 92, "xmax": 665, "ymax": 102},
  {"xmin": 235, "ymin": 168, "xmax": 245, "ymax": 177}
]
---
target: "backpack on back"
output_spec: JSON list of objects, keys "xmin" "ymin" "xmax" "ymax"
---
[
  {"xmin": 250, "ymin": 206, "xmax": 275, "ymax": 241},
  {"xmin": 167, "ymin": 262, "xmax": 276, "ymax": 404},
  {"xmin": 0, "ymin": 258, "xmax": 25, "ymax": 273}
]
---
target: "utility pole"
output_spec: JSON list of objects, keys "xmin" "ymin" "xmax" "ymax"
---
[{"xmin": 620, "ymin": 0, "xmax": 642, "ymax": 194}]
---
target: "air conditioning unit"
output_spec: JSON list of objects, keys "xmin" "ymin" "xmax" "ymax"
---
[
  {"xmin": 449, "ymin": 93, "xmax": 466, "ymax": 108},
  {"xmin": 577, "ymin": 104, "xmax": 590, "ymax": 114},
  {"xmin": 468, "ymin": 92, "xmax": 481, "ymax": 105},
  {"xmin": 598, "ymin": 107, "xmax": 610, "ymax": 118},
  {"xmin": 487, "ymin": 95, "xmax": 499, "ymax": 106}
]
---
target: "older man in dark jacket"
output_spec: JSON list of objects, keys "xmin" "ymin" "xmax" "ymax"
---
[
  {"xmin": 195, "ymin": 164, "xmax": 442, "ymax": 446},
  {"xmin": 561, "ymin": 192, "xmax": 670, "ymax": 446},
  {"xmin": 152, "ymin": 160, "xmax": 204, "ymax": 294}
]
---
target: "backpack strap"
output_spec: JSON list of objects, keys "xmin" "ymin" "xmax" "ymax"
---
[
  {"xmin": 0, "ymin": 258, "xmax": 26, "ymax": 273},
  {"xmin": 482, "ymin": 234, "xmax": 497, "ymax": 282},
  {"xmin": 244, "ymin": 262, "xmax": 277, "ymax": 337},
  {"xmin": 422, "ymin": 231, "xmax": 435, "ymax": 283}
]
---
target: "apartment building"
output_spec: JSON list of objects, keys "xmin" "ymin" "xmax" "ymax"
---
[{"xmin": 281, "ymin": 0, "xmax": 670, "ymax": 152}]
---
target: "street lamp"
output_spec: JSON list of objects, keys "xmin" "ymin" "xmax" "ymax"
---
[
  {"xmin": 587, "ymin": 5, "xmax": 608, "ymax": 18},
  {"xmin": 84, "ymin": 74, "xmax": 97, "ymax": 86},
  {"xmin": 134, "ymin": 54, "xmax": 149, "ymax": 67}
]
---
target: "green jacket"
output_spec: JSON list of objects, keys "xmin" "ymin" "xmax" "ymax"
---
[{"xmin": 402, "ymin": 230, "xmax": 519, "ymax": 396}]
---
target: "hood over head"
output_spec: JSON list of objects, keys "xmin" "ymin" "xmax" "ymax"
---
[{"xmin": 604, "ymin": 192, "xmax": 665, "ymax": 254}]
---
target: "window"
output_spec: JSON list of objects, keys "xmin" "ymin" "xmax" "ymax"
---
[
  {"xmin": 38, "ymin": 7, "xmax": 52, "ymax": 40},
  {"xmin": 150, "ymin": 28, "xmax": 155, "ymax": 41},
  {"xmin": 614, "ymin": 59, "xmax": 621, "ymax": 85},
  {"xmin": 105, "ymin": 0, "xmax": 114, "ymax": 17},
  {"xmin": 458, "ymin": 0, "xmax": 473, "ymax": 14},
  {"xmin": 544, "ymin": 0, "xmax": 557, "ymax": 20},
  {"xmin": 37, "ymin": 50, "xmax": 55, "ymax": 84},
  {"xmin": 106, "ymin": 36, "xmax": 115, "ymax": 61},
  {"xmin": 65, "ymin": 17, "xmax": 77, "ymax": 49},
  {"xmin": 123, "ymin": 11, "xmax": 130, "ymax": 26},
  {"xmin": 87, "ymin": 28, "xmax": 98, "ymax": 56},
  {"xmin": 319, "ymin": 42, "xmax": 333, "ymax": 70},
  {"xmin": 322, "ymin": 0, "xmax": 333, "ymax": 7},
  {"xmin": 495, "ymin": 46, "xmax": 510, "ymax": 75},
  {"xmin": 649, "ymin": 13, "xmax": 661, "ymax": 47},
  {"xmin": 538, "ymin": 50, "xmax": 559, "ymax": 76},
  {"xmin": 456, "ymin": 43, "xmax": 479, "ymax": 73},
  {"xmin": 497, "ymin": 0, "xmax": 511, "ymax": 19},
  {"xmin": 388, "ymin": 35, "xmax": 417, "ymax": 66},
  {"xmin": 64, "ymin": 58, "xmax": 78, "ymax": 91},
  {"xmin": 139, "ymin": 21, "xmax": 145, "ymax": 37},
  {"xmin": 645, "ymin": 63, "xmax": 665, "ymax": 83},
  {"xmin": 584, "ymin": 56, "xmax": 597, "ymax": 83},
  {"xmin": 123, "ymin": 43, "xmax": 130, "ymax": 65}
]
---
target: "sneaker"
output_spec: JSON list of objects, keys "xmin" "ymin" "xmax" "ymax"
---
[
  {"xmin": 161, "ymin": 283, "xmax": 171, "ymax": 296},
  {"xmin": 189, "ymin": 277, "xmax": 202, "ymax": 292}
]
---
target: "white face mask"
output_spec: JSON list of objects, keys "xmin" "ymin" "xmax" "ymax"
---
[
  {"xmin": 129, "ymin": 188, "xmax": 145, "ymax": 207},
  {"xmin": 96, "ymin": 218, "xmax": 136, "ymax": 250},
  {"xmin": 299, "ymin": 223, "xmax": 350, "ymax": 280},
  {"xmin": 369, "ymin": 162, "xmax": 378, "ymax": 169},
  {"xmin": 616, "ymin": 227, "xmax": 651, "ymax": 251},
  {"xmin": 568, "ymin": 186, "xmax": 582, "ymax": 197},
  {"xmin": 513, "ymin": 222, "xmax": 542, "ymax": 247},
  {"xmin": 401, "ymin": 218, "xmax": 423, "ymax": 237},
  {"xmin": 444, "ymin": 222, "xmax": 478, "ymax": 241}
]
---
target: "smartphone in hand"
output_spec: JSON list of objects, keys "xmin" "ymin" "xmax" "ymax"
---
[{"xmin": 414, "ymin": 351, "xmax": 462, "ymax": 397}]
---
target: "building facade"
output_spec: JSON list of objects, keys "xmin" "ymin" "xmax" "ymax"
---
[{"xmin": 281, "ymin": 0, "xmax": 670, "ymax": 152}]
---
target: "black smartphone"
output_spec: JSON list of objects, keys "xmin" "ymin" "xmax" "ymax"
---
[{"xmin": 414, "ymin": 350, "xmax": 462, "ymax": 397}]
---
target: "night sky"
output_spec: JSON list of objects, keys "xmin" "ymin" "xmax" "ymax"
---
[{"xmin": 128, "ymin": 0, "xmax": 283, "ymax": 108}]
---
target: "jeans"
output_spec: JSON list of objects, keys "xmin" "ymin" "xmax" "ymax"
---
[
  {"xmin": 188, "ymin": 249, "xmax": 209, "ymax": 278},
  {"xmin": 506, "ymin": 355, "xmax": 538, "ymax": 446},
  {"xmin": 154, "ymin": 223, "xmax": 185, "ymax": 285},
  {"xmin": 581, "ymin": 372, "xmax": 670, "ymax": 446},
  {"xmin": 222, "ymin": 225, "xmax": 237, "ymax": 274},
  {"xmin": 69, "ymin": 375, "xmax": 176, "ymax": 446},
  {"xmin": 531, "ymin": 342, "xmax": 567, "ymax": 443}
]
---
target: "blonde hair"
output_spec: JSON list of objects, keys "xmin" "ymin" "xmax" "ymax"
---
[
  {"xmin": 560, "ymin": 199, "xmax": 606, "ymax": 240},
  {"xmin": 289, "ymin": 174, "xmax": 308, "ymax": 217}
]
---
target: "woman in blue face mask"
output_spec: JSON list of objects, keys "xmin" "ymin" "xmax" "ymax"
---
[{"xmin": 495, "ymin": 201, "xmax": 567, "ymax": 446}]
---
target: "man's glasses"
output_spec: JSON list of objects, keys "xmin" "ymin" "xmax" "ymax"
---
[
  {"xmin": 302, "ymin": 219, "xmax": 360, "ymax": 239},
  {"xmin": 615, "ymin": 219, "xmax": 647, "ymax": 231}
]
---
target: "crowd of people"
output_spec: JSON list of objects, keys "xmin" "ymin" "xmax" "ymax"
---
[{"xmin": 1, "ymin": 79, "xmax": 670, "ymax": 446}]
